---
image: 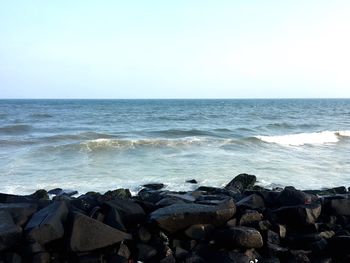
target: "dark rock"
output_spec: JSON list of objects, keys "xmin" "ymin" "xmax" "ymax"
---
[
  {"xmin": 239, "ymin": 210, "xmax": 263, "ymax": 226},
  {"xmin": 184, "ymin": 224, "xmax": 214, "ymax": 240},
  {"xmin": 277, "ymin": 187, "xmax": 315, "ymax": 206},
  {"xmin": 224, "ymin": 173, "xmax": 257, "ymax": 192},
  {"xmin": 103, "ymin": 199, "xmax": 146, "ymax": 228},
  {"xmin": 143, "ymin": 183, "xmax": 165, "ymax": 190},
  {"xmin": 32, "ymin": 252, "xmax": 50, "ymax": 263},
  {"xmin": 25, "ymin": 201, "xmax": 68, "ymax": 244},
  {"xmin": 104, "ymin": 205, "xmax": 126, "ymax": 231},
  {"xmin": 236, "ymin": 194, "xmax": 265, "ymax": 210},
  {"xmin": 329, "ymin": 198, "xmax": 350, "ymax": 216},
  {"xmin": 287, "ymin": 250, "xmax": 311, "ymax": 263},
  {"xmin": 48, "ymin": 188, "xmax": 78, "ymax": 197},
  {"xmin": 156, "ymin": 197, "xmax": 186, "ymax": 207},
  {"xmin": 186, "ymin": 179, "xmax": 198, "ymax": 184},
  {"xmin": 137, "ymin": 225, "xmax": 152, "ymax": 243},
  {"xmin": 29, "ymin": 189, "xmax": 49, "ymax": 200},
  {"xmin": 195, "ymin": 186, "xmax": 239, "ymax": 198},
  {"xmin": 172, "ymin": 239, "xmax": 197, "ymax": 251},
  {"xmin": 150, "ymin": 199, "xmax": 236, "ymax": 233},
  {"xmin": 273, "ymin": 202, "xmax": 321, "ymax": 226},
  {"xmin": 137, "ymin": 188, "xmax": 165, "ymax": 204},
  {"xmin": 136, "ymin": 243, "xmax": 157, "ymax": 261},
  {"xmin": 184, "ymin": 253, "xmax": 206, "ymax": 263},
  {"xmin": 0, "ymin": 202, "xmax": 37, "ymax": 226},
  {"xmin": 103, "ymin": 188, "xmax": 131, "ymax": 200},
  {"xmin": 160, "ymin": 254, "xmax": 176, "ymax": 263},
  {"xmin": 174, "ymin": 247, "xmax": 189, "ymax": 259},
  {"xmin": 4, "ymin": 253, "xmax": 22, "ymax": 263},
  {"xmin": 214, "ymin": 226, "xmax": 263, "ymax": 248},
  {"xmin": 0, "ymin": 211, "xmax": 22, "ymax": 251},
  {"xmin": 226, "ymin": 218, "xmax": 237, "ymax": 227},
  {"xmin": 69, "ymin": 212, "xmax": 131, "ymax": 252},
  {"xmin": 47, "ymin": 188, "xmax": 62, "ymax": 195}
]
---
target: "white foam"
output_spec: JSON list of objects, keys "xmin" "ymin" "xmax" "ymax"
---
[{"xmin": 256, "ymin": 130, "xmax": 350, "ymax": 146}]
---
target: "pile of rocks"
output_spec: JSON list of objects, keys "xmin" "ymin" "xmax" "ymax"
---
[{"xmin": 1, "ymin": 174, "xmax": 350, "ymax": 262}]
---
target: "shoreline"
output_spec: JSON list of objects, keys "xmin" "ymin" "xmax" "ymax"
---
[{"xmin": 0, "ymin": 173, "xmax": 349, "ymax": 262}]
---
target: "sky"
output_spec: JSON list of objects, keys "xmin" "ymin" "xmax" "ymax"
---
[{"xmin": 0, "ymin": 1, "xmax": 350, "ymax": 99}]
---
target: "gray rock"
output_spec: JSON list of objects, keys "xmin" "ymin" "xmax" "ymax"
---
[
  {"xmin": 150, "ymin": 199, "xmax": 236, "ymax": 233},
  {"xmin": 225, "ymin": 173, "xmax": 257, "ymax": 192},
  {"xmin": 69, "ymin": 212, "xmax": 131, "ymax": 252},
  {"xmin": 214, "ymin": 226, "xmax": 263, "ymax": 248},
  {"xmin": 0, "ymin": 211, "xmax": 22, "ymax": 251},
  {"xmin": 330, "ymin": 198, "xmax": 350, "ymax": 216},
  {"xmin": 184, "ymin": 224, "xmax": 214, "ymax": 240},
  {"xmin": 25, "ymin": 201, "xmax": 68, "ymax": 244},
  {"xmin": 136, "ymin": 244, "xmax": 157, "ymax": 261},
  {"xmin": 0, "ymin": 202, "xmax": 37, "ymax": 226},
  {"xmin": 236, "ymin": 194, "xmax": 265, "ymax": 210}
]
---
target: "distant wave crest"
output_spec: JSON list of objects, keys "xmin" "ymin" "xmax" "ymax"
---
[
  {"xmin": 0, "ymin": 124, "xmax": 32, "ymax": 134},
  {"xmin": 256, "ymin": 130, "xmax": 350, "ymax": 146}
]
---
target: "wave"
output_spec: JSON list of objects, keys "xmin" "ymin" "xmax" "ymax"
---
[
  {"xmin": 30, "ymin": 113, "xmax": 53, "ymax": 118},
  {"xmin": 0, "ymin": 124, "xmax": 32, "ymax": 134},
  {"xmin": 256, "ymin": 130, "xmax": 350, "ymax": 146},
  {"xmin": 148, "ymin": 129, "xmax": 216, "ymax": 138}
]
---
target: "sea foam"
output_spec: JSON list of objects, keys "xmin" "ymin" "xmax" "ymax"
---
[{"xmin": 256, "ymin": 130, "xmax": 350, "ymax": 146}]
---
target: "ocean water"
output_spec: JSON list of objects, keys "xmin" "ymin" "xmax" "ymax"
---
[{"xmin": 0, "ymin": 99, "xmax": 349, "ymax": 195}]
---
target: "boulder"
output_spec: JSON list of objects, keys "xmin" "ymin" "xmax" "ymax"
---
[
  {"xmin": 273, "ymin": 202, "xmax": 321, "ymax": 226},
  {"xmin": 0, "ymin": 202, "xmax": 38, "ymax": 226},
  {"xmin": 103, "ymin": 189, "xmax": 131, "ymax": 200},
  {"xmin": 239, "ymin": 210, "xmax": 263, "ymax": 226},
  {"xmin": 186, "ymin": 179, "xmax": 198, "ymax": 184},
  {"xmin": 0, "ymin": 211, "xmax": 22, "ymax": 251},
  {"xmin": 277, "ymin": 187, "xmax": 315, "ymax": 206},
  {"xmin": 103, "ymin": 199, "xmax": 146, "ymax": 228},
  {"xmin": 143, "ymin": 183, "xmax": 165, "ymax": 190},
  {"xmin": 150, "ymin": 199, "xmax": 236, "ymax": 233},
  {"xmin": 69, "ymin": 212, "xmax": 131, "ymax": 252},
  {"xmin": 136, "ymin": 244, "xmax": 157, "ymax": 261},
  {"xmin": 184, "ymin": 224, "xmax": 214, "ymax": 240},
  {"xmin": 214, "ymin": 226, "xmax": 263, "ymax": 248},
  {"xmin": 224, "ymin": 173, "xmax": 257, "ymax": 192},
  {"xmin": 236, "ymin": 194, "xmax": 265, "ymax": 210},
  {"xmin": 25, "ymin": 201, "xmax": 68, "ymax": 244},
  {"xmin": 329, "ymin": 198, "xmax": 350, "ymax": 216}
]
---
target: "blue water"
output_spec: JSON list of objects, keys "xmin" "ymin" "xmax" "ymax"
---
[{"xmin": 0, "ymin": 99, "xmax": 349, "ymax": 194}]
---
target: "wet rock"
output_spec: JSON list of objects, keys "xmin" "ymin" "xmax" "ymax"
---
[
  {"xmin": 329, "ymin": 198, "xmax": 350, "ymax": 216},
  {"xmin": 4, "ymin": 253, "xmax": 22, "ymax": 263},
  {"xmin": 103, "ymin": 188, "xmax": 131, "ymax": 200},
  {"xmin": 25, "ymin": 201, "xmax": 68, "ymax": 244},
  {"xmin": 137, "ymin": 225, "xmax": 152, "ymax": 243},
  {"xmin": 48, "ymin": 188, "xmax": 78, "ymax": 197},
  {"xmin": 137, "ymin": 189, "xmax": 165, "ymax": 204},
  {"xmin": 150, "ymin": 200, "xmax": 236, "ymax": 233},
  {"xmin": 239, "ymin": 210, "xmax": 263, "ymax": 226},
  {"xmin": 143, "ymin": 183, "xmax": 165, "ymax": 190},
  {"xmin": 32, "ymin": 252, "xmax": 50, "ymax": 263},
  {"xmin": 184, "ymin": 224, "xmax": 214, "ymax": 240},
  {"xmin": 0, "ymin": 202, "xmax": 37, "ymax": 226},
  {"xmin": 103, "ymin": 199, "xmax": 145, "ymax": 228},
  {"xmin": 273, "ymin": 202, "xmax": 321, "ymax": 226},
  {"xmin": 29, "ymin": 190, "xmax": 49, "ymax": 200},
  {"xmin": 136, "ymin": 243, "xmax": 157, "ymax": 261},
  {"xmin": 277, "ymin": 187, "xmax": 315, "ymax": 206},
  {"xmin": 156, "ymin": 197, "xmax": 186, "ymax": 207},
  {"xmin": 225, "ymin": 173, "xmax": 257, "ymax": 192},
  {"xmin": 186, "ymin": 179, "xmax": 198, "ymax": 184},
  {"xmin": 214, "ymin": 226, "xmax": 263, "ymax": 248},
  {"xmin": 69, "ymin": 212, "xmax": 131, "ymax": 252},
  {"xmin": 0, "ymin": 211, "xmax": 22, "ymax": 251},
  {"xmin": 237, "ymin": 194, "xmax": 265, "ymax": 210}
]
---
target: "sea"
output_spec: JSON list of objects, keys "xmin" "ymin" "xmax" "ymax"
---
[{"xmin": 0, "ymin": 99, "xmax": 349, "ymax": 195}]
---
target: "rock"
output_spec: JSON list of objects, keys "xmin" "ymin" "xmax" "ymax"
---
[
  {"xmin": 103, "ymin": 188, "xmax": 131, "ymax": 200},
  {"xmin": 29, "ymin": 190, "xmax": 49, "ymax": 200},
  {"xmin": 48, "ymin": 188, "xmax": 78, "ymax": 197},
  {"xmin": 4, "ymin": 253, "xmax": 22, "ymax": 263},
  {"xmin": 273, "ymin": 202, "xmax": 321, "ymax": 226},
  {"xmin": 25, "ymin": 201, "xmax": 68, "ymax": 244},
  {"xmin": 184, "ymin": 224, "xmax": 214, "ymax": 240},
  {"xmin": 224, "ymin": 173, "xmax": 257, "ymax": 192},
  {"xmin": 103, "ymin": 199, "xmax": 146, "ymax": 228},
  {"xmin": 32, "ymin": 252, "xmax": 50, "ymax": 263},
  {"xmin": 150, "ymin": 200, "xmax": 236, "ymax": 233},
  {"xmin": 0, "ymin": 202, "xmax": 37, "ymax": 226},
  {"xmin": 136, "ymin": 243, "xmax": 157, "ymax": 261},
  {"xmin": 239, "ymin": 210, "xmax": 263, "ymax": 226},
  {"xmin": 183, "ymin": 253, "xmax": 206, "ymax": 263},
  {"xmin": 0, "ymin": 211, "xmax": 22, "ymax": 251},
  {"xmin": 160, "ymin": 254, "xmax": 176, "ymax": 263},
  {"xmin": 175, "ymin": 247, "xmax": 189, "ymax": 259},
  {"xmin": 236, "ymin": 194, "xmax": 265, "ymax": 210},
  {"xmin": 143, "ymin": 183, "xmax": 165, "ymax": 190},
  {"xmin": 214, "ymin": 226, "xmax": 263, "ymax": 248},
  {"xmin": 277, "ymin": 187, "xmax": 315, "ymax": 206},
  {"xmin": 186, "ymin": 179, "xmax": 198, "ymax": 184},
  {"xmin": 137, "ymin": 225, "xmax": 152, "ymax": 243},
  {"xmin": 69, "ymin": 212, "xmax": 131, "ymax": 252},
  {"xmin": 104, "ymin": 205, "xmax": 126, "ymax": 231},
  {"xmin": 329, "ymin": 198, "xmax": 350, "ymax": 216}
]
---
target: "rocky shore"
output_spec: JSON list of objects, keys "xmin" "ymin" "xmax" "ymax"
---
[{"xmin": 1, "ymin": 174, "xmax": 350, "ymax": 263}]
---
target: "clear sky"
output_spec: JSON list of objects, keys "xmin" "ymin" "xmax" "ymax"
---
[{"xmin": 0, "ymin": 1, "xmax": 349, "ymax": 99}]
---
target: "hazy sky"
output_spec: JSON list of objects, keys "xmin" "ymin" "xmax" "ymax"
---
[{"xmin": 1, "ymin": 1, "xmax": 350, "ymax": 98}]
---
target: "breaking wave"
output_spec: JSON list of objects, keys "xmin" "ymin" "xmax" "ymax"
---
[{"xmin": 256, "ymin": 130, "xmax": 350, "ymax": 146}]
